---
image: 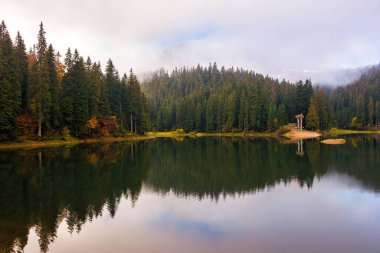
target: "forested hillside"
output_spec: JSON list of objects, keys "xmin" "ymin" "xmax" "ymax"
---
[
  {"xmin": 142, "ymin": 65, "xmax": 332, "ymax": 132},
  {"xmin": 331, "ymin": 65, "xmax": 380, "ymax": 128},
  {"xmin": 142, "ymin": 64, "xmax": 380, "ymax": 132},
  {"xmin": 1, "ymin": 20, "xmax": 380, "ymax": 142},
  {"xmin": 0, "ymin": 21, "xmax": 149, "ymax": 141}
]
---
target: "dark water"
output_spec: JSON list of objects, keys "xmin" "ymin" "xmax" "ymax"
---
[{"xmin": 1, "ymin": 136, "xmax": 380, "ymax": 253}]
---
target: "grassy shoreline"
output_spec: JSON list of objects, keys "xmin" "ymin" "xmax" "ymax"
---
[
  {"xmin": 0, "ymin": 135, "xmax": 155, "ymax": 150},
  {"xmin": 329, "ymin": 128, "xmax": 380, "ymax": 136},
  {"xmin": 1, "ymin": 128, "xmax": 378, "ymax": 150},
  {"xmin": 146, "ymin": 131, "xmax": 272, "ymax": 138}
]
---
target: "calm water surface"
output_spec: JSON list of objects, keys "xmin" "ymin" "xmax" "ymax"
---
[{"xmin": 1, "ymin": 137, "xmax": 380, "ymax": 253}]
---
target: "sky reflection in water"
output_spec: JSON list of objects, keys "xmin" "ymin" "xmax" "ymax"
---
[{"xmin": 0, "ymin": 137, "xmax": 379, "ymax": 253}]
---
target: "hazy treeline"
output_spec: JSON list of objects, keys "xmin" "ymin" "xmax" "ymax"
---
[{"xmin": 0, "ymin": 21, "xmax": 149, "ymax": 141}]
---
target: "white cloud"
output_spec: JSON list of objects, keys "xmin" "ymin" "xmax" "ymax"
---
[{"xmin": 1, "ymin": 0, "xmax": 380, "ymax": 84}]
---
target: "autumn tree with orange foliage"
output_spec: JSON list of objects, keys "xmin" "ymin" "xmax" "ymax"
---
[{"xmin": 87, "ymin": 116, "xmax": 98, "ymax": 137}]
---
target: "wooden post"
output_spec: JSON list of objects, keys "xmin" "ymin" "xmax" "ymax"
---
[{"xmin": 297, "ymin": 118, "xmax": 300, "ymax": 131}]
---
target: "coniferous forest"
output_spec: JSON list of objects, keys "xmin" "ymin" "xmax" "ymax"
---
[
  {"xmin": 142, "ymin": 65, "xmax": 380, "ymax": 132},
  {"xmin": 0, "ymin": 21, "xmax": 149, "ymax": 141},
  {"xmin": 1, "ymin": 20, "xmax": 380, "ymax": 141}
]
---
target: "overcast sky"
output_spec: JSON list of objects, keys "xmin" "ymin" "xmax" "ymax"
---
[{"xmin": 1, "ymin": 0, "xmax": 380, "ymax": 84}]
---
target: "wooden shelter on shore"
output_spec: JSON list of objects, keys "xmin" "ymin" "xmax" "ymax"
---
[{"xmin": 295, "ymin": 114, "xmax": 304, "ymax": 131}]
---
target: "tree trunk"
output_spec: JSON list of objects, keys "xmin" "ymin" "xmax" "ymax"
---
[
  {"xmin": 130, "ymin": 113, "xmax": 133, "ymax": 133},
  {"xmin": 120, "ymin": 102, "xmax": 123, "ymax": 130},
  {"xmin": 38, "ymin": 100, "xmax": 42, "ymax": 140}
]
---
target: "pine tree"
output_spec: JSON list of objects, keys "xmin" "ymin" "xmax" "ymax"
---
[
  {"xmin": 61, "ymin": 49, "xmax": 89, "ymax": 136},
  {"xmin": 295, "ymin": 79, "xmax": 313, "ymax": 117},
  {"xmin": 368, "ymin": 97, "xmax": 374, "ymax": 127},
  {"xmin": 87, "ymin": 58, "xmax": 100, "ymax": 118},
  {"xmin": 376, "ymin": 101, "xmax": 380, "ymax": 126},
  {"xmin": 251, "ymin": 83, "xmax": 267, "ymax": 131},
  {"xmin": 105, "ymin": 59, "xmax": 120, "ymax": 118},
  {"xmin": 46, "ymin": 44, "xmax": 61, "ymax": 129},
  {"xmin": 267, "ymin": 104, "xmax": 279, "ymax": 132},
  {"xmin": 120, "ymin": 73, "xmax": 129, "ymax": 130},
  {"xmin": 306, "ymin": 97, "xmax": 320, "ymax": 130},
  {"xmin": 28, "ymin": 22, "xmax": 51, "ymax": 139},
  {"xmin": 61, "ymin": 48, "xmax": 74, "ymax": 128},
  {"xmin": 128, "ymin": 70, "xmax": 139, "ymax": 133},
  {"xmin": 278, "ymin": 103, "xmax": 287, "ymax": 126},
  {"xmin": 71, "ymin": 54, "xmax": 88, "ymax": 137},
  {"xmin": 313, "ymin": 89, "xmax": 330, "ymax": 130},
  {"xmin": 0, "ymin": 21, "xmax": 20, "ymax": 140},
  {"xmin": 225, "ymin": 91, "xmax": 237, "ymax": 131},
  {"xmin": 14, "ymin": 31, "xmax": 28, "ymax": 111}
]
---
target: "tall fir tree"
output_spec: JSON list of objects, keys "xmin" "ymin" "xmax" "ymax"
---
[
  {"xmin": 0, "ymin": 21, "xmax": 20, "ymax": 140},
  {"xmin": 313, "ymin": 89, "xmax": 330, "ymax": 130},
  {"xmin": 376, "ymin": 101, "xmax": 380, "ymax": 126},
  {"xmin": 105, "ymin": 59, "xmax": 120, "ymax": 117},
  {"xmin": 120, "ymin": 73, "xmax": 129, "ymax": 130},
  {"xmin": 368, "ymin": 97, "xmax": 374, "ymax": 127},
  {"xmin": 306, "ymin": 96, "xmax": 320, "ymax": 130},
  {"xmin": 14, "ymin": 31, "xmax": 28, "ymax": 111},
  {"xmin": 87, "ymin": 61, "xmax": 102, "ymax": 118},
  {"xmin": 28, "ymin": 22, "xmax": 51, "ymax": 139},
  {"xmin": 46, "ymin": 44, "xmax": 61, "ymax": 129},
  {"xmin": 61, "ymin": 48, "xmax": 74, "ymax": 128},
  {"xmin": 71, "ymin": 54, "xmax": 89, "ymax": 137}
]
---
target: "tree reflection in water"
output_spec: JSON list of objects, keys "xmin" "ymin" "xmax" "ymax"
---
[{"xmin": 0, "ymin": 136, "xmax": 379, "ymax": 252}]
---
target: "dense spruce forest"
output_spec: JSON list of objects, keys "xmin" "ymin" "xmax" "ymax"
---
[
  {"xmin": 0, "ymin": 21, "xmax": 149, "ymax": 141},
  {"xmin": 1, "ymin": 20, "xmax": 380, "ymax": 141},
  {"xmin": 142, "ymin": 64, "xmax": 380, "ymax": 132},
  {"xmin": 332, "ymin": 66, "xmax": 380, "ymax": 128}
]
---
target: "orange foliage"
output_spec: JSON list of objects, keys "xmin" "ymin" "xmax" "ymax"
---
[
  {"xmin": 87, "ymin": 116, "xmax": 98, "ymax": 129},
  {"xmin": 100, "ymin": 116, "xmax": 120, "ymax": 137},
  {"xmin": 87, "ymin": 116, "xmax": 99, "ymax": 137},
  {"xmin": 16, "ymin": 113, "xmax": 37, "ymax": 137}
]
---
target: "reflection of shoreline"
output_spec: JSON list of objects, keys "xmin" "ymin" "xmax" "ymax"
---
[
  {"xmin": 0, "ymin": 135, "xmax": 155, "ymax": 150},
  {"xmin": 1, "ymin": 136, "xmax": 379, "ymax": 252}
]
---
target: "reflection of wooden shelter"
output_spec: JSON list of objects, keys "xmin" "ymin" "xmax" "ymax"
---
[
  {"xmin": 296, "ymin": 139, "xmax": 304, "ymax": 156},
  {"xmin": 295, "ymin": 114, "xmax": 304, "ymax": 131}
]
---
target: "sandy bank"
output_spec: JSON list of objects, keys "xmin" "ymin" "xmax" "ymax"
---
[
  {"xmin": 321, "ymin": 139, "xmax": 346, "ymax": 145},
  {"xmin": 283, "ymin": 129, "xmax": 321, "ymax": 140}
]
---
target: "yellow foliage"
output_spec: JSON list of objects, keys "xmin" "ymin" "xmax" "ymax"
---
[{"xmin": 87, "ymin": 116, "xmax": 98, "ymax": 129}]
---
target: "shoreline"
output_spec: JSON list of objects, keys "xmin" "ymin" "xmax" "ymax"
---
[
  {"xmin": 1, "ymin": 128, "xmax": 379, "ymax": 150},
  {"xmin": 146, "ymin": 131, "xmax": 272, "ymax": 138},
  {"xmin": 0, "ymin": 135, "xmax": 155, "ymax": 150},
  {"xmin": 329, "ymin": 129, "xmax": 380, "ymax": 135}
]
